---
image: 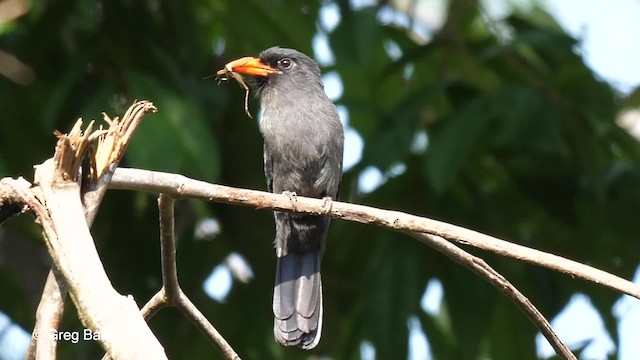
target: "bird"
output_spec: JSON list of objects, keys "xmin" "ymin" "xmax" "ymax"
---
[{"xmin": 226, "ymin": 47, "xmax": 343, "ymax": 349}]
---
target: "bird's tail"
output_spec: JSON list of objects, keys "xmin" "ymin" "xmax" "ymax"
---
[{"xmin": 273, "ymin": 250, "xmax": 323, "ymax": 349}]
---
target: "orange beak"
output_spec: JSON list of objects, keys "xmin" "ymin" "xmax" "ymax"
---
[{"xmin": 228, "ymin": 57, "xmax": 280, "ymax": 77}]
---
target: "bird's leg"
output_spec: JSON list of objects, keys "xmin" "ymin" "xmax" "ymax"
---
[
  {"xmin": 282, "ymin": 191, "xmax": 298, "ymax": 212},
  {"xmin": 320, "ymin": 196, "xmax": 333, "ymax": 215}
]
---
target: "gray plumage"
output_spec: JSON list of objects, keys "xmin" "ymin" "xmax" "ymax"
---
[{"xmin": 255, "ymin": 47, "xmax": 343, "ymax": 349}]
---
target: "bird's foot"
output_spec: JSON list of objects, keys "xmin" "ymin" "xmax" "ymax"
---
[
  {"xmin": 282, "ymin": 191, "xmax": 298, "ymax": 211},
  {"xmin": 320, "ymin": 196, "xmax": 333, "ymax": 215}
]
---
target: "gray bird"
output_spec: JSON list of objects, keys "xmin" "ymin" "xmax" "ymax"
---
[{"xmin": 228, "ymin": 47, "xmax": 344, "ymax": 349}]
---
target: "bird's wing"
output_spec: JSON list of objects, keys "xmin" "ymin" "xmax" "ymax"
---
[{"xmin": 264, "ymin": 143, "xmax": 274, "ymax": 193}]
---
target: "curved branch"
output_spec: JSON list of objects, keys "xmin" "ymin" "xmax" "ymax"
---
[
  {"xmin": 109, "ymin": 167, "xmax": 640, "ymax": 300},
  {"xmin": 102, "ymin": 195, "xmax": 240, "ymax": 360},
  {"xmin": 407, "ymin": 232, "xmax": 576, "ymax": 359},
  {"xmin": 156, "ymin": 195, "xmax": 240, "ymax": 360}
]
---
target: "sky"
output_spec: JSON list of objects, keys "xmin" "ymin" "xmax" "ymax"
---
[{"xmin": 541, "ymin": 0, "xmax": 640, "ymax": 94}]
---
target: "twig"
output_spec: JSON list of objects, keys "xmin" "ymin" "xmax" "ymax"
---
[
  {"xmin": 157, "ymin": 195, "xmax": 240, "ymax": 360},
  {"xmin": 25, "ymin": 260, "xmax": 67, "ymax": 360},
  {"xmin": 406, "ymin": 232, "xmax": 576, "ymax": 359},
  {"xmin": 140, "ymin": 291, "xmax": 167, "ymax": 320},
  {"xmin": 158, "ymin": 195, "xmax": 180, "ymax": 300},
  {"xmin": 176, "ymin": 292, "xmax": 240, "ymax": 360},
  {"xmin": 103, "ymin": 195, "xmax": 240, "ymax": 360},
  {"xmin": 109, "ymin": 167, "xmax": 640, "ymax": 300}
]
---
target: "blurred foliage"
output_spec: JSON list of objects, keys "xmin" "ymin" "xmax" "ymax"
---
[{"xmin": 1, "ymin": 0, "xmax": 639, "ymax": 359}]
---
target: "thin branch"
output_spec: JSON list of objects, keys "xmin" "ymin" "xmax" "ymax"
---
[
  {"xmin": 140, "ymin": 291, "xmax": 167, "ymax": 320},
  {"xmin": 407, "ymin": 232, "xmax": 576, "ymax": 360},
  {"xmin": 176, "ymin": 291, "xmax": 240, "ymax": 360},
  {"xmin": 103, "ymin": 195, "xmax": 240, "ymax": 360},
  {"xmin": 109, "ymin": 167, "xmax": 640, "ymax": 300},
  {"xmin": 157, "ymin": 194, "xmax": 240, "ymax": 360},
  {"xmin": 158, "ymin": 195, "xmax": 180, "ymax": 300},
  {"xmin": 25, "ymin": 265, "xmax": 67, "ymax": 360}
]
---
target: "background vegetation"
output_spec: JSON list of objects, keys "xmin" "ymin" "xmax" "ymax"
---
[{"xmin": 1, "ymin": 0, "xmax": 639, "ymax": 359}]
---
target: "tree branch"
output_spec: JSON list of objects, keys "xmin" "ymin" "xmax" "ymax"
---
[
  {"xmin": 34, "ymin": 159, "xmax": 166, "ymax": 359},
  {"xmin": 17, "ymin": 101, "xmax": 164, "ymax": 359},
  {"xmin": 2, "ymin": 97, "xmax": 635, "ymax": 359},
  {"xmin": 109, "ymin": 167, "xmax": 640, "ymax": 301},
  {"xmin": 106, "ymin": 169, "xmax": 600, "ymax": 359},
  {"xmin": 102, "ymin": 194, "xmax": 240, "ymax": 360},
  {"xmin": 156, "ymin": 195, "xmax": 239, "ymax": 359},
  {"xmin": 406, "ymin": 232, "xmax": 576, "ymax": 359},
  {"xmin": 26, "ymin": 267, "xmax": 66, "ymax": 360}
]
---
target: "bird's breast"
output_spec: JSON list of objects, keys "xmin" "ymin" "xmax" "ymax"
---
[
  {"xmin": 259, "ymin": 112, "xmax": 330, "ymax": 159},
  {"xmin": 260, "ymin": 112, "xmax": 342, "ymax": 197}
]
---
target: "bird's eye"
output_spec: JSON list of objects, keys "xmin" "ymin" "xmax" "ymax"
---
[{"xmin": 279, "ymin": 58, "xmax": 294, "ymax": 70}]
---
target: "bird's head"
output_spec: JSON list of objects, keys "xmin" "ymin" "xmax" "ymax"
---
[{"xmin": 228, "ymin": 47, "xmax": 324, "ymax": 99}]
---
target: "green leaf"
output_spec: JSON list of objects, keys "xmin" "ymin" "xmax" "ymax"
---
[
  {"xmin": 425, "ymin": 97, "xmax": 492, "ymax": 193},
  {"xmin": 125, "ymin": 71, "xmax": 220, "ymax": 181}
]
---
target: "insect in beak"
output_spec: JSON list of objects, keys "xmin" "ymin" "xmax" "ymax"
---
[{"xmin": 207, "ymin": 57, "xmax": 280, "ymax": 118}]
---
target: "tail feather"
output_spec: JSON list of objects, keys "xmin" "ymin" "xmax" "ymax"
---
[
  {"xmin": 273, "ymin": 251, "xmax": 323, "ymax": 349},
  {"xmin": 294, "ymin": 252, "xmax": 321, "ymax": 318}
]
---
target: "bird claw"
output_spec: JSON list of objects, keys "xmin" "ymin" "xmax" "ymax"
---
[
  {"xmin": 282, "ymin": 191, "xmax": 298, "ymax": 211},
  {"xmin": 321, "ymin": 196, "xmax": 333, "ymax": 215}
]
